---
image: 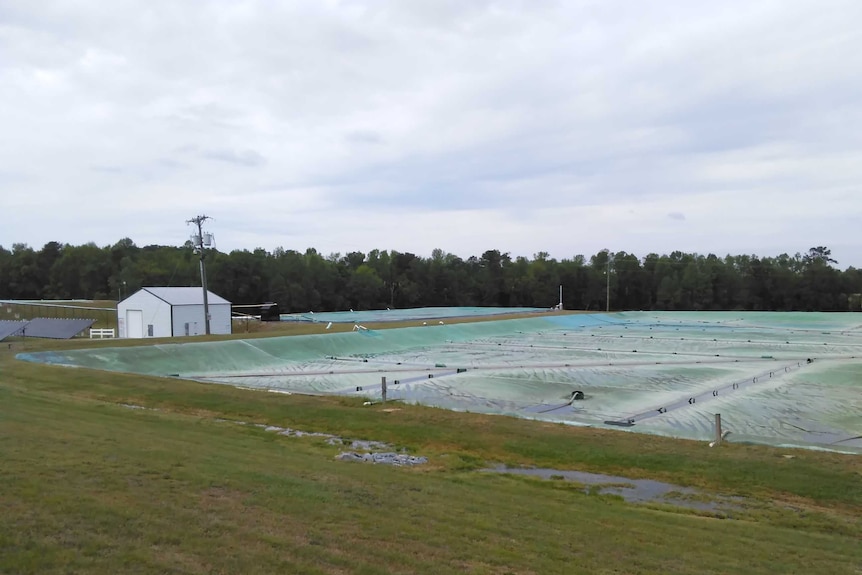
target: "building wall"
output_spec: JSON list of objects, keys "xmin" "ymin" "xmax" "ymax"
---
[
  {"xmin": 117, "ymin": 291, "xmax": 172, "ymax": 338},
  {"xmin": 171, "ymin": 304, "xmax": 205, "ymax": 336},
  {"xmin": 208, "ymin": 303, "xmax": 232, "ymax": 335},
  {"xmin": 171, "ymin": 303, "xmax": 231, "ymax": 336}
]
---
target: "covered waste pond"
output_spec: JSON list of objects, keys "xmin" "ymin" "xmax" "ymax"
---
[
  {"xmin": 19, "ymin": 311, "xmax": 862, "ymax": 452},
  {"xmin": 279, "ymin": 306, "xmax": 550, "ymax": 323}
]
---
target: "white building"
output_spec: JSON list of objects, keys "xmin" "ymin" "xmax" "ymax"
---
[{"xmin": 118, "ymin": 287, "xmax": 231, "ymax": 338}]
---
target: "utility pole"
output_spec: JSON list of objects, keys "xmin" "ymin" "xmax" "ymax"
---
[
  {"xmin": 606, "ymin": 260, "xmax": 610, "ymax": 312},
  {"xmin": 187, "ymin": 214, "xmax": 212, "ymax": 335},
  {"xmin": 604, "ymin": 249, "xmax": 613, "ymax": 313}
]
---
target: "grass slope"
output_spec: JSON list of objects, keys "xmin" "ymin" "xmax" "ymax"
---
[{"xmin": 2, "ymin": 333, "xmax": 861, "ymax": 574}]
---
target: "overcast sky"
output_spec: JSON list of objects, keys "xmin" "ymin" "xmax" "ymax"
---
[{"xmin": 2, "ymin": 0, "xmax": 861, "ymax": 267}]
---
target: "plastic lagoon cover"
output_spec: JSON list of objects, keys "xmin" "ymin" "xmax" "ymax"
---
[
  {"xmin": 280, "ymin": 306, "xmax": 551, "ymax": 323},
  {"xmin": 19, "ymin": 311, "xmax": 862, "ymax": 452}
]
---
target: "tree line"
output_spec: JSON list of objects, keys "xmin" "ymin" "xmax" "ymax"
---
[{"xmin": 1, "ymin": 240, "xmax": 860, "ymax": 312}]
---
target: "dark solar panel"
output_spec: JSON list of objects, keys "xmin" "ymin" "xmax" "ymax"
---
[
  {"xmin": 0, "ymin": 320, "xmax": 28, "ymax": 341},
  {"xmin": 22, "ymin": 318, "xmax": 96, "ymax": 339}
]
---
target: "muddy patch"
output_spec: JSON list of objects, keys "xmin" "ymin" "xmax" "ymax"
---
[
  {"xmin": 336, "ymin": 452, "xmax": 429, "ymax": 466},
  {"xmin": 117, "ymin": 405, "xmax": 429, "ymax": 466},
  {"xmin": 217, "ymin": 418, "xmax": 429, "ymax": 466},
  {"xmin": 483, "ymin": 466, "xmax": 742, "ymax": 512}
]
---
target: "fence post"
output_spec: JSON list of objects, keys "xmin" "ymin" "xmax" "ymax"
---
[
  {"xmin": 714, "ymin": 413, "xmax": 723, "ymax": 446},
  {"xmin": 381, "ymin": 376, "xmax": 387, "ymax": 403}
]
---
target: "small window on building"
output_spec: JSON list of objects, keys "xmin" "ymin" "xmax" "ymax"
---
[{"xmin": 147, "ymin": 324, "xmax": 154, "ymax": 337}]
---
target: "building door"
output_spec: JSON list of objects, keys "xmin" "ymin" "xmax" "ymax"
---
[{"xmin": 126, "ymin": 309, "xmax": 144, "ymax": 339}]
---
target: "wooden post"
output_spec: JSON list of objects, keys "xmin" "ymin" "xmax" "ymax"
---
[
  {"xmin": 714, "ymin": 413, "xmax": 722, "ymax": 445},
  {"xmin": 381, "ymin": 376, "xmax": 387, "ymax": 403}
]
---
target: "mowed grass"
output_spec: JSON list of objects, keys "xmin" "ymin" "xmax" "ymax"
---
[{"xmin": 2, "ymin": 332, "xmax": 862, "ymax": 574}]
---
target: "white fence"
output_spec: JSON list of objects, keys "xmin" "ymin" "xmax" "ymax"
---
[{"xmin": 89, "ymin": 328, "xmax": 116, "ymax": 339}]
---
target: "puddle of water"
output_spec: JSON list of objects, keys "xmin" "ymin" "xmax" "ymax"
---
[
  {"xmin": 120, "ymin": 404, "xmax": 431, "ymax": 466},
  {"xmin": 336, "ymin": 452, "xmax": 429, "ymax": 466},
  {"xmin": 483, "ymin": 466, "xmax": 740, "ymax": 512},
  {"xmin": 214, "ymin": 417, "xmax": 429, "ymax": 466}
]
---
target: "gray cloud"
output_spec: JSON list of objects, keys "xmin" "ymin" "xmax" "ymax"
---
[
  {"xmin": 201, "ymin": 149, "xmax": 267, "ymax": 168},
  {"xmin": 345, "ymin": 130, "xmax": 384, "ymax": 145},
  {"xmin": 1, "ymin": 1, "xmax": 861, "ymax": 266},
  {"xmin": 91, "ymin": 165, "xmax": 126, "ymax": 174}
]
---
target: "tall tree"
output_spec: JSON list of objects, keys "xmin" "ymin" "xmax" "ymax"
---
[{"xmin": 2, "ymin": 240, "xmax": 860, "ymax": 313}]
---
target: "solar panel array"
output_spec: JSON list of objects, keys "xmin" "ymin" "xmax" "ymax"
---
[
  {"xmin": 0, "ymin": 320, "xmax": 28, "ymax": 341},
  {"xmin": 21, "ymin": 318, "xmax": 97, "ymax": 339},
  {"xmin": 0, "ymin": 318, "xmax": 98, "ymax": 340}
]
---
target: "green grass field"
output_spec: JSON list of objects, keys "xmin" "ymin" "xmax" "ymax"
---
[{"xmin": 2, "ymin": 320, "xmax": 861, "ymax": 574}]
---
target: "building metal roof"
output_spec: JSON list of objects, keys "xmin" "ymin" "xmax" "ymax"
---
[{"xmin": 139, "ymin": 287, "xmax": 231, "ymax": 306}]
